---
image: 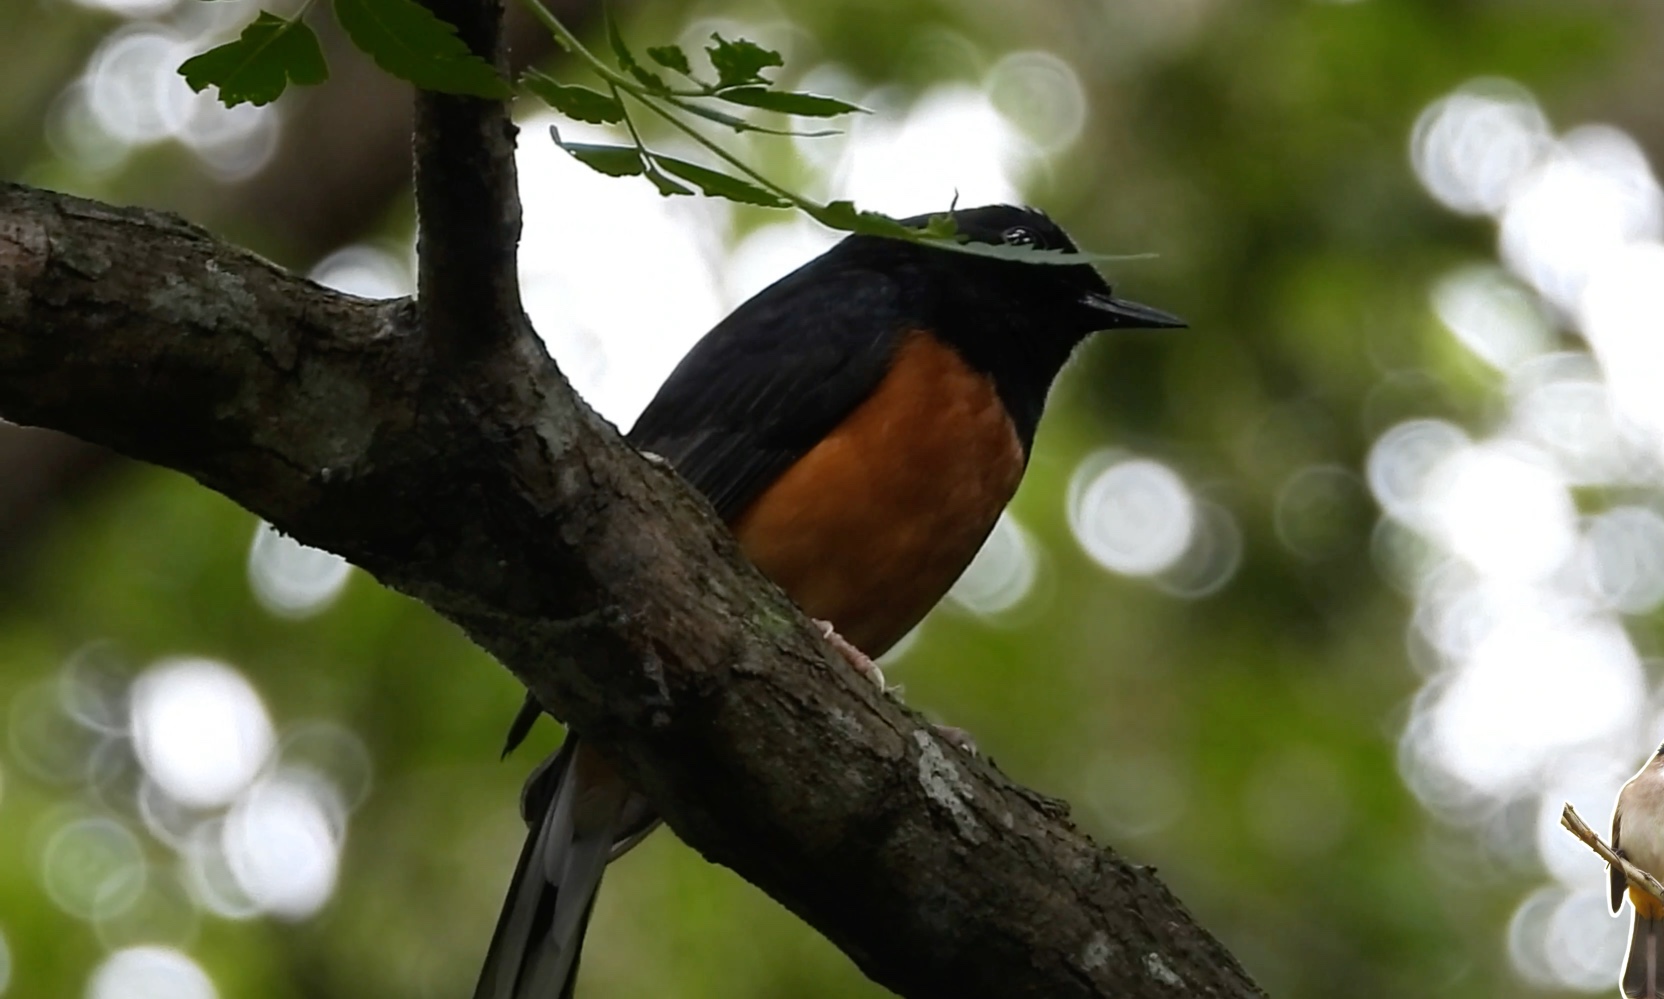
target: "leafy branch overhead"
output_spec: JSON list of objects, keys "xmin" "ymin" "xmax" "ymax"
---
[
  {"xmin": 175, "ymin": 0, "xmax": 1142, "ymax": 262},
  {"xmin": 180, "ymin": 0, "xmax": 508, "ymax": 107}
]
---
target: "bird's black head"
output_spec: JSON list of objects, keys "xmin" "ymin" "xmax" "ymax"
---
[
  {"xmin": 904, "ymin": 204, "xmax": 1185, "ymax": 339},
  {"xmin": 845, "ymin": 205, "xmax": 1183, "ymax": 440}
]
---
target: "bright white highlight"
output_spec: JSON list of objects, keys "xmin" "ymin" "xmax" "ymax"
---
[
  {"xmin": 1411, "ymin": 78, "xmax": 1550, "ymax": 216},
  {"xmin": 1421, "ymin": 443, "xmax": 1576, "ymax": 582},
  {"xmin": 1366, "ymin": 419, "xmax": 1469, "ymax": 526},
  {"xmin": 247, "ymin": 521, "xmax": 353, "ymax": 619},
  {"xmin": 1431, "ymin": 265, "xmax": 1554, "ymax": 372},
  {"xmin": 224, "ymin": 771, "xmax": 344, "ymax": 920},
  {"xmin": 1068, "ymin": 454, "xmax": 1196, "ymax": 577},
  {"xmin": 1422, "ymin": 614, "xmax": 1641, "ymax": 794},
  {"xmin": 1501, "ymin": 126, "xmax": 1663, "ymax": 312},
  {"xmin": 1505, "ymin": 353, "xmax": 1636, "ymax": 486},
  {"xmin": 1578, "ymin": 240, "xmax": 1664, "ymax": 439},
  {"xmin": 1582, "ymin": 505, "xmax": 1664, "ymax": 614},
  {"xmin": 948, "ymin": 513, "xmax": 1041, "ymax": 617},
  {"xmin": 68, "ymin": 24, "xmax": 279, "ymax": 181},
  {"xmin": 87, "ymin": 946, "xmax": 217, "ymax": 999},
  {"xmin": 309, "ymin": 246, "xmax": 413, "ymax": 301},
  {"xmin": 130, "ymin": 659, "xmax": 274, "ymax": 809}
]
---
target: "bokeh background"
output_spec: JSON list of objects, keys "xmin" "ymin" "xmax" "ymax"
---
[{"xmin": 5, "ymin": 0, "xmax": 1664, "ymax": 996}]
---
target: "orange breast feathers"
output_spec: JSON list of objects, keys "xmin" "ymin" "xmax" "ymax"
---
[{"xmin": 730, "ymin": 331, "xmax": 1028, "ymax": 657}]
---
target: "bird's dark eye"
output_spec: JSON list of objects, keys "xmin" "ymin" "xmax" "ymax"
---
[{"xmin": 1001, "ymin": 225, "xmax": 1039, "ymax": 247}]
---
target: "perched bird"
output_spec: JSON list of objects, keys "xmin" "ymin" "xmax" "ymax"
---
[
  {"xmin": 1614, "ymin": 745, "xmax": 1664, "ymax": 999},
  {"xmin": 473, "ymin": 204, "xmax": 1184, "ymax": 999}
]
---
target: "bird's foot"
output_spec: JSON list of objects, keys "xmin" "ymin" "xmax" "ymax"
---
[{"xmin": 813, "ymin": 619, "xmax": 888, "ymax": 691}]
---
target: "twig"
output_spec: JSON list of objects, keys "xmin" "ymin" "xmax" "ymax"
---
[{"xmin": 1562, "ymin": 802, "xmax": 1664, "ymax": 906}]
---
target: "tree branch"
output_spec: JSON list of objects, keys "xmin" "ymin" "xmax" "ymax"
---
[
  {"xmin": 0, "ymin": 180, "xmax": 1260, "ymax": 998},
  {"xmin": 413, "ymin": 0, "xmax": 527, "ymax": 356}
]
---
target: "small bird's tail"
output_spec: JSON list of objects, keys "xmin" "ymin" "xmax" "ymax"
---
[
  {"xmin": 1624, "ymin": 912, "xmax": 1664, "ymax": 999},
  {"xmin": 473, "ymin": 735, "xmax": 655, "ymax": 999}
]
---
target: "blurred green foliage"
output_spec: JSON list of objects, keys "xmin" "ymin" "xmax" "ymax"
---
[{"xmin": 5, "ymin": 1, "xmax": 1661, "ymax": 998}]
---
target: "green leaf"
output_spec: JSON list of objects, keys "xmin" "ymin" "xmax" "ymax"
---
[
  {"xmin": 333, "ymin": 0, "xmax": 510, "ymax": 99},
  {"xmin": 673, "ymin": 98, "xmax": 837, "ymax": 137},
  {"xmin": 523, "ymin": 72, "xmax": 622, "ymax": 123},
  {"xmin": 178, "ymin": 11, "xmax": 328, "ymax": 108},
  {"xmin": 646, "ymin": 44, "xmax": 692, "ymax": 76},
  {"xmin": 715, "ymin": 86, "xmax": 866, "ymax": 118},
  {"xmin": 803, "ymin": 202, "xmax": 1148, "ymax": 264},
  {"xmin": 651, "ymin": 155, "xmax": 789, "ymax": 208},
  {"xmin": 706, "ymin": 33, "xmax": 782, "ymax": 89},
  {"xmin": 914, "ymin": 213, "xmax": 960, "ymax": 240},
  {"xmin": 807, "ymin": 201, "xmax": 917, "ymax": 239},
  {"xmin": 607, "ymin": 14, "xmax": 669, "ymax": 94},
  {"xmin": 645, "ymin": 167, "xmax": 693, "ymax": 196},
  {"xmin": 550, "ymin": 127, "xmax": 643, "ymax": 176},
  {"xmin": 924, "ymin": 240, "xmax": 1158, "ymax": 266}
]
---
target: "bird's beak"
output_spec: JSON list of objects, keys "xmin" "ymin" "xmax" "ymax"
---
[{"xmin": 1080, "ymin": 291, "xmax": 1187, "ymax": 330}]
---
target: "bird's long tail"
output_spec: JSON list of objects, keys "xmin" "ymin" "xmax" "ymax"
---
[
  {"xmin": 1624, "ymin": 911, "xmax": 1664, "ymax": 999},
  {"xmin": 473, "ymin": 735, "xmax": 655, "ymax": 999}
]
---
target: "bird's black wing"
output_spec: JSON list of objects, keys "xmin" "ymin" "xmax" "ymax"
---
[{"xmin": 627, "ymin": 257, "xmax": 910, "ymax": 521}]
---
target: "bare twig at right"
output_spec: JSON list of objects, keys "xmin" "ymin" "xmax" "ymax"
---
[{"xmin": 1562, "ymin": 802, "xmax": 1664, "ymax": 907}]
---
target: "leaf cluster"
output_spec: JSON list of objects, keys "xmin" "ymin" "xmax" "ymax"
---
[
  {"xmin": 180, "ymin": 0, "xmax": 509, "ymax": 107},
  {"xmin": 177, "ymin": 0, "xmax": 1136, "ymax": 264}
]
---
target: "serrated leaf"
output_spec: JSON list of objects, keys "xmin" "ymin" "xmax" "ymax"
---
[
  {"xmin": 715, "ymin": 86, "xmax": 866, "ymax": 117},
  {"xmin": 804, "ymin": 201, "xmax": 1156, "ymax": 264},
  {"xmin": 606, "ymin": 14, "xmax": 669, "ymax": 94},
  {"xmin": 807, "ymin": 202, "xmax": 917, "ymax": 239},
  {"xmin": 646, "ymin": 44, "xmax": 691, "ymax": 76},
  {"xmin": 334, "ymin": 0, "xmax": 509, "ymax": 98},
  {"xmin": 523, "ymin": 73, "xmax": 622, "ymax": 123},
  {"xmin": 178, "ymin": 11, "xmax": 328, "ymax": 108},
  {"xmin": 706, "ymin": 33, "xmax": 782, "ymax": 89},
  {"xmin": 645, "ymin": 167, "xmax": 693, "ymax": 196},
  {"xmin": 923, "ymin": 240, "xmax": 1158, "ymax": 266},
  {"xmin": 914, "ymin": 213, "xmax": 959, "ymax": 240},
  {"xmin": 651, "ymin": 155, "xmax": 788, "ymax": 208},
  {"xmin": 806, "ymin": 199, "xmax": 858, "ymax": 229},
  {"xmin": 550, "ymin": 127, "xmax": 643, "ymax": 176},
  {"xmin": 673, "ymin": 98, "xmax": 837, "ymax": 137},
  {"xmin": 848, "ymin": 213, "xmax": 922, "ymax": 238}
]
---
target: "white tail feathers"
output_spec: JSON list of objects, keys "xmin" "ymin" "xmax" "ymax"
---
[{"xmin": 473, "ymin": 737, "xmax": 645, "ymax": 999}]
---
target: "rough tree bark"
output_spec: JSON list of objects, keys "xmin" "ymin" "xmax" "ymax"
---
[{"xmin": 0, "ymin": 2, "xmax": 1266, "ymax": 995}]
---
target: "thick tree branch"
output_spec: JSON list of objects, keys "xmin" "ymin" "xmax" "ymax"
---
[{"xmin": 0, "ymin": 182, "xmax": 1261, "ymax": 999}]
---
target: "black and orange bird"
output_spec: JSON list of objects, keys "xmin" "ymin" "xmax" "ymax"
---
[
  {"xmin": 1613, "ymin": 745, "xmax": 1664, "ymax": 998},
  {"xmin": 472, "ymin": 204, "xmax": 1184, "ymax": 999}
]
